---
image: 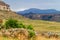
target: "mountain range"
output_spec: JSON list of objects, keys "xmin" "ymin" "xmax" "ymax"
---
[
  {"xmin": 17, "ymin": 8, "xmax": 60, "ymax": 14},
  {"xmin": 17, "ymin": 8, "xmax": 60, "ymax": 22}
]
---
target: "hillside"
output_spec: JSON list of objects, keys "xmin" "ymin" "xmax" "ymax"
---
[{"xmin": 0, "ymin": 10, "xmax": 28, "ymax": 20}]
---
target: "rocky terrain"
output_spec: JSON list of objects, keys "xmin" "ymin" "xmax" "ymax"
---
[
  {"xmin": 0, "ymin": 28, "xmax": 29, "ymax": 40},
  {"xmin": 0, "ymin": 28, "xmax": 60, "ymax": 40}
]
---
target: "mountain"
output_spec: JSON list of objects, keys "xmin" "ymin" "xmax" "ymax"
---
[
  {"xmin": 17, "ymin": 8, "xmax": 60, "ymax": 22},
  {"xmin": 17, "ymin": 8, "xmax": 60, "ymax": 14}
]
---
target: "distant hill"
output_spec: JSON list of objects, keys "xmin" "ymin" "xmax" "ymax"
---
[
  {"xmin": 17, "ymin": 8, "xmax": 60, "ymax": 22},
  {"xmin": 17, "ymin": 8, "xmax": 60, "ymax": 14}
]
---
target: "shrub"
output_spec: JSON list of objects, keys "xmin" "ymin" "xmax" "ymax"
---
[
  {"xmin": 27, "ymin": 25, "xmax": 34, "ymax": 30},
  {"xmin": 18, "ymin": 23, "xmax": 26, "ymax": 28},
  {"xmin": 28, "ymin": 30, "xmax": 35, "ymax": 38},
  {"xmin": 5, "ymin": 18, "xmax": 18, "ymax": 29}
]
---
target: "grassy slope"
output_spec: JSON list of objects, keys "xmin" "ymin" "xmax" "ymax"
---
[
  {"xmin": 0, "ymin": 10, "xmax": 28, "ymax": 20},
  {"xmin": 19, "ymin": 19, "xmax": 60, "ymax": 32}
]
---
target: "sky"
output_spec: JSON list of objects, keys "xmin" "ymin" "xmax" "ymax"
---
[{"xmin": 3, "ymin": 0, "xmax": 60, "ymax": 11}]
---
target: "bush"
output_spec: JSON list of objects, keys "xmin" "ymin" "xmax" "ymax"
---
[
  {"xmin": 28, "ymin": 30, "xmax": 35, "ymax": 38},
  {"xmin": 27, "ymin": 25, "xmax": 34, "ymax": 30},
  {"xmin": 18, "ymin": 23, "xmax": 26, "ymax": 28},
  {"xmin": 5, "ymin": 18, "xmax": 35, "ymax": 38},
  {"xmin": 5, "ymin": 18, "xmax": 18, "ymax": 29}
]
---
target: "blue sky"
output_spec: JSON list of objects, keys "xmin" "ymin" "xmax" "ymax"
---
[{"xmin": 3, "ymin": 0, "xmax": 60, "ymax": 11}]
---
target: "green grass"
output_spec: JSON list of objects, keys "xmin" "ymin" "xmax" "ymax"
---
[{"xmin": 18, "ymin": 19, "xmax": 60, "ymax": 32}]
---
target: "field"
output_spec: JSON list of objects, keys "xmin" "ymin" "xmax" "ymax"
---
[
  {"xmin": 19, "ymin": 19, "xmax": 60, "ymax": 32},
  {"xmin": 1, "ymin": 19, "xmax": 60, "ymax": 40}
]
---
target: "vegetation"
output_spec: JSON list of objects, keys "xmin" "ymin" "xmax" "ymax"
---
[
  {"xmin": 28, "ymin": 30, "xmax": 35, "ymax": 38},
  {"xmin": 1, "ymin": 17, "xmax": 60, "ymax": 40},
  {"xmin": 4, "ymin": 18, "xmax": 35, "ymax": 38},
  {"xmin": 18, "ymin": 23, "xmax": 26, "ymax": 28},
  {"xmin": 5, "ymin": 18, "xmax": 18, "ymax": 29},
  {"xmin": 27, "ymin": 25, "xmax": 34, "ymax": 30},
  {"xmin": 19, "ymin": 20, "xmax": 60, "ymax": 32}
]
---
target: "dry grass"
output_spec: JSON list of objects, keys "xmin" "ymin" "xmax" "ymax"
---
[
  {"xmin": 0, "ymin": 35, "xmax": 60, "ymax": 40},
  {"xmin": 0, "ymin": 36, "xmax": 18, "ymax": 40},
  {"xmin": 0, "ymin": 10, "xmax": 27, "ymax": 20},
  {"xmin": 34, "ymin": 34, "xmax": 60, "ymax": 40}
]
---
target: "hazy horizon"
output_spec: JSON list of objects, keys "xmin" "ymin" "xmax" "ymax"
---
[{"xmin": 3, "ymin": 0, "xmax": 60, "ymax": 11}]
